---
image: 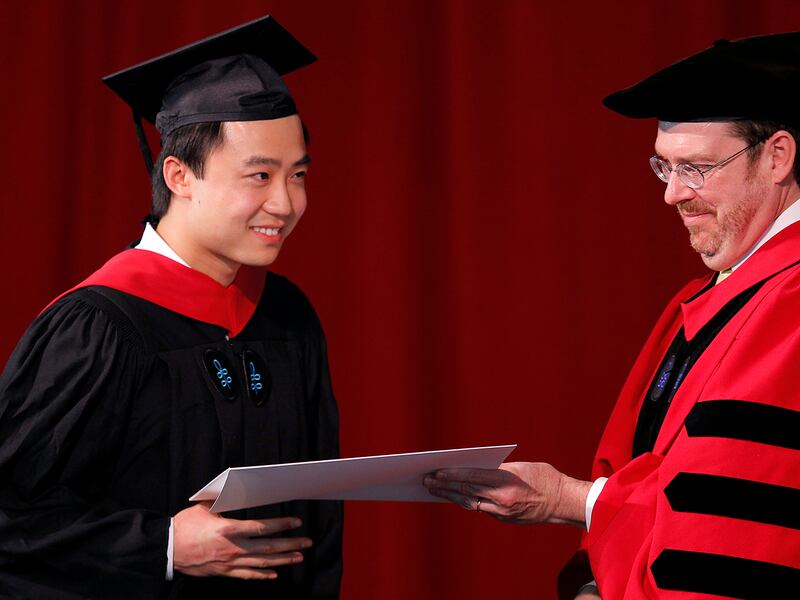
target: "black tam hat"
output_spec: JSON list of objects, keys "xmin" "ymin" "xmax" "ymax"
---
[
  {"xmin": 103, "ymin": 15, "xmax": 316, "ymax": 174},
  {"xmin": 603, "ymin": 32, "xmax": 800, "ymax": 125}
]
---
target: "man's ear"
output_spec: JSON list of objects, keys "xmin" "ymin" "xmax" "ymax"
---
[
  {"xmin": 163, "ymin": 156, "xmax": 193, "ymax": 199},
  {"xmin": 766, "ymin": 130, "xmax": 797, "ymax": 184}
]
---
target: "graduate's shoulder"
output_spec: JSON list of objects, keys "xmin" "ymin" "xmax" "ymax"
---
[
  {"xmin": 259, "ymin": 271, "xmax": 324, "ymax": 331},
  {"xmin": 53, "ymin": 285, "xmax": 228, "ymax": 352},
  {"xmin": 740, "ymin": 259, "xmax": 800, "ymax": 327},
  {"xmin": 36, "ymin": 286, "xmax": 151, "ymax": 351},
  {"xmin": 1, "ymin": 287, "xmax": 153, "ymax": 394}
]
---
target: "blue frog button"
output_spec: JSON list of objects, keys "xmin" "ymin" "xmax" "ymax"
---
[
  {"xmin": 203, "ymin": 349, "xmax": 239, "ymax": 401},
  {"xmin": 242, "ymin": 349, "xmax": 270, "ymax": 406}
]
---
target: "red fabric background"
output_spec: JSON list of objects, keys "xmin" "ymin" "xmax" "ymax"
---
[{"xmin": 2, "ymin": 1, "xmax": 799, "ymax": 597}]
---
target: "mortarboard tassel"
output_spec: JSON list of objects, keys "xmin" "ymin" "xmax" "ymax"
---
[{"xmin": 132, "ymin": 112, "xmax": 154, "ymax": 176}]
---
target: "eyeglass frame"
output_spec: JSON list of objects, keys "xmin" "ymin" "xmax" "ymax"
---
[{"xmin": 649, "ymin": 139, "xmax": 765, "ymax": 190}]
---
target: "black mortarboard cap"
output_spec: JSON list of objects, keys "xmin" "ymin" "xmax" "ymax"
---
[
  {"xmin": 103, "ymin": 15, "xmax": 316, "ymax": 173},
  {"xmin": 603, "ymin": 32, "xmax": 800, "ymax": 125}
]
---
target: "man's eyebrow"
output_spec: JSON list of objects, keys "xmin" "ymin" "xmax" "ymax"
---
[
  {"xmin": 243, "ymin": 155, "xmax": 281, "ymax": 167},
  {"xmin": 242, "ymin": 154, "xmax": 313, "ymax": 168},
  {"xmin": 653, "ymin": 150, "xmax": 716, "ymax": 164}
]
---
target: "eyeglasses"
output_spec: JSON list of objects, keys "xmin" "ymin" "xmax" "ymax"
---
[{"xmin": 649, "ymin": 140, "xmax": 763, "ymax": 190}]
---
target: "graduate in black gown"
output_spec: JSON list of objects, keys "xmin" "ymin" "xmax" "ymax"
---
[{"xmin": 0, "ymin": 16, "xmax": 342, "ymax": 599}]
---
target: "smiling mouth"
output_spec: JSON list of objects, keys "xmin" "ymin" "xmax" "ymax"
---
[
  {"xmin": 680, "ymin": 212, "xmax": 713, "ymax": 224},
  {"xmin": 677, "ymin": 202, "xmax": 716, "ymax": 224},
  {"xmin": 251, "ymin": 226, "xmax": 282, "ymax": 236}
]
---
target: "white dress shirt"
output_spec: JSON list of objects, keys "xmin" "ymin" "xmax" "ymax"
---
[
  {"xmin": 134, "ymin": 223, "xmax": 188, "ymax": 580},
  {"xmin": 135, "ymin": 222, "xmax": 190, "ymax": 267}
]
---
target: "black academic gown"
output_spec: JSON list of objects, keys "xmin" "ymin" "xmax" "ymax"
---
[{"xmin": 0, "ymin": 251, "xmax": 342, "ymax": 599}]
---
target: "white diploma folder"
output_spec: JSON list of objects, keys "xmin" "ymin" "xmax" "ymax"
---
[{"xmin": 191, "ymin": 444, "xmax": 516, "ymax": 513}]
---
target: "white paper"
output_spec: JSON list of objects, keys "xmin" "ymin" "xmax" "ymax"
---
[{"xmin": 190, "ymin": 444, "xmax": 516, "ymax": 513}]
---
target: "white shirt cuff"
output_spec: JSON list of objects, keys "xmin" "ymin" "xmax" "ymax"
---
[
  {"xmin": 577, "ymin": 580, "xmax": 599, "ymax": 595},
  {"xmin": 585, "ymin": 477, "xmax": 608, "ymax": 532},
  {"xmin": 166, "ymin": 517, "xmax": 175, "ymax": 580}
]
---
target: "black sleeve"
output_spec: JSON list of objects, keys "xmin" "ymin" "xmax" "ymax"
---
[
  {"xmin": 0, "ymin": 294, "xmax": 170, "ymax": 599},
  {"xmin": 303, "ymin": 311, "xmax": 343, "ymax": 599},
  {"xmin": 557, "ymin": 549, "xmax": 595, "ymax": 599}
]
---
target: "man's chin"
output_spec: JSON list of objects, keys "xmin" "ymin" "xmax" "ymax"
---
[
  {"xmin": 696, "ymin": 248, "xmax": 736, "ymax": 272},
  {"xmin": 690, "ymin": 234, "xmax": 726, "ymax": 271},
  {"xmin": 699, "ymin": 253, "xmax": 720, "ymax": 270},
  {"xmin": 240, "ymin": 248, "xmax": 281, "ymax": 268}
]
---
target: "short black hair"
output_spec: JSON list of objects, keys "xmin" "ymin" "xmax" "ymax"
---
[
  {"xmin": 729, "ymin": 120, "xmax": 800, "ymax": 183},
  {"xmin": 149, "ymin": 122, "xmax": 226, "ymax": 224}
]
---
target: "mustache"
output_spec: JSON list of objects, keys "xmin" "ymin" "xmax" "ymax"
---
[{"xmin": 677, "ymin": 200, "xmax": 716, "ymax": 215}]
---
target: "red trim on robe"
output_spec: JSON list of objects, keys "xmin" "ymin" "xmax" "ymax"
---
[
  {"xmin": 46, "ymin": 249, "xmax": 265, "ymax": 337},
  {"xmin": 681, "ymin": 223, "xmax": 800, "ymax": 340},
  {"xmin": 585, "ymin": 221, "xmax": 800, "ymax": 597}
]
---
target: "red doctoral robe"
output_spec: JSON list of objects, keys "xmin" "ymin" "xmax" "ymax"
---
[{"xmin": 586, "ymin": 222, "xmax": 800, "ymax": 598}]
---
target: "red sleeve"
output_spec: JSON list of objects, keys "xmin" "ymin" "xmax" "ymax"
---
[{"xmin": 587, "ymin": 269, "xmax": 800, "ymax": 598}]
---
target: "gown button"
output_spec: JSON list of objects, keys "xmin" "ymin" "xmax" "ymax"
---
[
  {"xmin": 242, "ymin": 349, "xmax": 270, "ymax": 406},
  {"xmin": 203, "ymin": 349, "xmax": 239, "ymax": 401}
]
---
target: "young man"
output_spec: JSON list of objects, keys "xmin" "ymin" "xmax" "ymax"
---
[
  {"xmin": 0, "ymin": 17, "xmax": 342, "ymax": 599},
  {"xmin": 425, "ymin": 33, "xmax": 800, "ymax": 597}
]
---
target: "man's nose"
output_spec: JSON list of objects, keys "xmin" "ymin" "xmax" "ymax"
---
[
  {"xmin": 262, "ymin": 182, "xmax": 292, "ymax": 216},
  {"xmin": 663, "ymin": 171, "xmax": 696, "ymax": 206}
]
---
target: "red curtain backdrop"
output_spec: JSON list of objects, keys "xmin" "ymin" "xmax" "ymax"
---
[{"xmin": 2, "ymin": 1, "xmax": 799, "ymax": 597}]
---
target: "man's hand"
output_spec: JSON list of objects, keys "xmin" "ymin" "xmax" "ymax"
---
[
  {"xmin": 173, "ymin": 503, "xmax": 312, "ymax": 579},
  {"xmin": 423, "ymin": 462, "xmax": 591, "ymax": 527}
]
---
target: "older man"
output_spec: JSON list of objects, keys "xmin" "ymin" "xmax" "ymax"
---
[{"xmin": 425, "ymin": 33, "xmax": 800, "ymax": 598}]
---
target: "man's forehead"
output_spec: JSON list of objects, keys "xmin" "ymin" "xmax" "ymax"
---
[
  {"xmin": 654, "ymin": 122, "xmax": 739, "ymax": 157},
  {"xmin": 657, "ymin": 120, "xmax": 734, "ymax": 133},
  {"xmin": 655, "ymin": 121, "xmax": 740, "ymax": 142},
  {"xmin": 209, "ymin": 119, "xmax": 307, "ymax": 164},
  {"xmin": 223, "ymin": 117, "xmax": 305, "ymax": 144}
]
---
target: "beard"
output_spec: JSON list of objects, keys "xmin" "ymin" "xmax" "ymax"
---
[{"xmin": 680, "ymin": 175, "xmax": 768, "ymax": 259}]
